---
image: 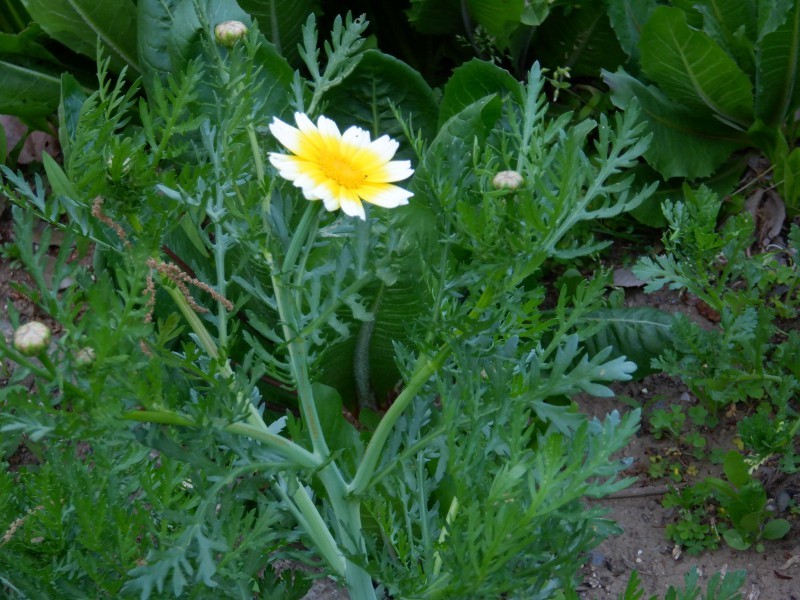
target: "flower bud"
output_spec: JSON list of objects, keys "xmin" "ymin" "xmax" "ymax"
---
[
  {"xmin": 74, "ymin": 346, "xmax": 96, "ymax": 367},
  {"xmin": 215, "ymin": 20, "xmax": 248, "ymax": 47},
  {"xmin": 492, "ymin": 170, "xmax": 524, "ymax": 190},
  {"xmin": 13, "ymin": 321, "xmax": 51, "ymax": 356}
]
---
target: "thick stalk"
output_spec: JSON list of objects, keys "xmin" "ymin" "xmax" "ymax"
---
[{"xmin": 349, "ymin": 346, "xmax": 450, "ymax": 496}]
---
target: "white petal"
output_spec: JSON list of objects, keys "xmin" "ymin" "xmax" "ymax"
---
[
  {"xmin": 339, "ymin": 192, "xmax": 366, "ymax": 220},
  {"xmin": 316, "ymin": 115, "xmax": 342, "ymax": 141},
  {"xmin": 342, "ymin": 125, "xmax": 371, "ymax": 148},
  {"xmin": 362, "ymin": 185, "xmax": 413, "ymax": 208},
  {"xmin": 269, "ymin": 119, "xmax": 303, "ymax": 155},
  {"xmin": 367, "ymin": 135, "xmax": 399, "ymax": 163},
  {"xmin": 368, "ymin": 160, "xmax": 414, "ymax": 183},
  {"xmin": 294, "ymin": 113, "xmax": 318, "ymax": 136},
  {"xmin": 311, "ymin": 181, "xmax": 338, "ymax": 205}
]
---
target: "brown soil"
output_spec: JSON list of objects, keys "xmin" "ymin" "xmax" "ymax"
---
[{"xmin": 575, "ymin": 288, "xmax": 800, "ymax": 600}]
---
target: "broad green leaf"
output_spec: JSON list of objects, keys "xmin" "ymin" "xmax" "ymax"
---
[
  {"xmin": 723, "ymin": 450, "xmax": 751, "ymax": 488},
  {"xmin": 0, "ymin": 24, "xmax": 59, "ymax": 62},
  {"xmin": 136, "ymin": 0, "xmax": 181, "ymax": 94},
  {"xmin": 755, "ymin": 1, "xmax": 800, "ymax": 127},
  {"xmin": 312, "ymin": 382, "xmax": 362, "ymax": 464},
  {"xmin": 580, "ymin": 307, "xmax": 676, "ymax": 378},
  {"xmin": 321, "ymin": 49, "xmax": 438, "ymax": 145},
  {"xmin": 168, "ymin": 0, "xmax": 251, "ymax": 71},
  {"xmin": 237, "ymin": 0, "xmax": 321, "ymax": 65},
  {"xmin": 318, "ymin": 276, "xmax": 430, "ymax": 410},
  {"xmin": 762, "ymin": 518, "xmax": 791, "ymax": 540},
  {"xmin": 0, "ymin": 56, "xmax": 61, "ymax": 120},
  {"xmin": 467, "ymin": 0, "xmax": 524, "ymax": 51},
  {"xmin": 534, "ymin": 3, "xmax": 626, "ymax": 78},
  {"xmin": 604, "ymin": 68, "xmax": 747, "ymax": 178},
  {"xmin": 439, "ymin": 59, "xmax": 522, "ymax": 128},
  {"xmin": 0, "ymin": 0, "xmax": 29, "ymax": 33},
  {"xmin": 722, "ymin": 528, "xmax": 751, "ymax": 550},
  {"xmin": 57, "ymin": 73, "xmax": 88, "ymax": 162},
  {"xmin": 406, "ymin": 0, "xmax": 463, "ymax": 35},
  {"xmin": 424, "ymin": 94, "xmax": 503, "ymax": 184},
  {"xmin": 21, "ymin": 0, "xmax": 140, "ymax": 73},
  {"xmin": 628, "ymin": 157, "xmax": 746, "ymax": 227},
  {"xmin": 692, "ymin": 0, "xmax": 757, "ymax": 76},
  {"xmin": 606, "ymin": 0, "xmax": 658, "ymax": 63},
  {"xmin": 757, "ymin": 0, "xmax": 795, "ymax": 39},
  {"xmin": 639, "ymin": 6, "xmax": 754, "ymax": 128}
]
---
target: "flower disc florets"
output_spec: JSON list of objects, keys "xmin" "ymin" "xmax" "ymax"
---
[
  {"xmin": 268, "ymin": 113, "xmax": 414, "ymax": 220},
  {"xmin": 13, "ymin": 321, "xmax": 51, "ymax": 356}
]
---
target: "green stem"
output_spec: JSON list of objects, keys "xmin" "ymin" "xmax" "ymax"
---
[
  {"xmin": 284, "ymin": 201, "xmax": 323, "ymax": 274},
  {"xmin": 225, "ymin": 421, "xmax": 321, "ymax": 469},
  {"xmin": 165, "ymin": 285, "xmax": 219, "ymax": 360},
  {"xmin": 275, "ymin": 475, "xmax": 347, "ymax": 578},
  {"xmin": 214, "ymin": 222, "xmax": 228, "ymax": 349},
  {"xmin": 349, "ymin": 346, "xmax": 450, "ymax": 497},
  {"xmin": 163, "ymin": 284, "xmax": 271, "ymax": 437},
  {"xmin": 121, "ymin": 409, "xmax": 319, "ymax": 469}
]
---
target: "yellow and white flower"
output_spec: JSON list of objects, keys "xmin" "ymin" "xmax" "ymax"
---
[{"xmin": 268, "ymin": 113, "xmax": 413, "ymax": 220}]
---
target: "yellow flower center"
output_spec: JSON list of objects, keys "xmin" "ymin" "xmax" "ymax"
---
[{"xmin": 319, "ymin": 150, "xmax": 365, "ymax": 189}]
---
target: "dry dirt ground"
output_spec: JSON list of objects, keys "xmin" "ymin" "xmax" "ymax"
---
[
  {"xmin": 575, "ymin": 289, "xmax": 800, "ymax": 600},
  {"xmin": 2, "ymin": 208, "xmax": 799, "ymax": 599}
]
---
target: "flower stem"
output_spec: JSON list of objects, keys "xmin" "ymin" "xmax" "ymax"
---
[{"xmin": 348, "ymin": 346, "xmax": 450, "ymax": 497}]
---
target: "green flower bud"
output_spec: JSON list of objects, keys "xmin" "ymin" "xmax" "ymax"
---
[
  {"xmin": 13, "ymin": 321, "xmax": 51, "ymax": 356},
  {"xmin": 492, "ymin": 170, "xmax": 524, "ymax": 190},
  {"xmin": 215, "ymin": 20, "xmax": 248, "ymax": 47},
  {"xmin": 74, "ymin": 346, "xmax": 96, "ymax": 367}
]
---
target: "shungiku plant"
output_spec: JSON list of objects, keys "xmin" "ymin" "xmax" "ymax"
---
[{"xmin": 268, "ymin": 113, "xmax": 414, "ymax": 220}]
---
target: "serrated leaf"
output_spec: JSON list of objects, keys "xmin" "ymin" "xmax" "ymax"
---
[
  {"xmin": 604, "ymin": 67, "xmax": 747, "ymax": 178},
  {"xmin": 439, "ymin": 59, "xmax": 522, "ymax": 128},
  {"xmin": 754, "ymin": 1, "xmax": 800, "ymax": 127},
  {"xmin": 21, "ymin": 0, "xmax": 140, "ymax": 73},
  {"xmin": 238, "ymin": 0, "xmax": 321, "ymax": 66},
  {"xmin": 581, "ymin": 307, "xmax": 676, "ymax": 378},
  {"xmin": 639, "ymin": 6, "xmax": 754, "ymax": 128},
  {"xmin": 321, "ymin": 49, "xmax": 438, "ymax": 146}
]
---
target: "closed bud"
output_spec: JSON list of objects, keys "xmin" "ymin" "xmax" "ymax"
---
[
  {"xmin": 492, "ymin": 170, "xmax": 524, "ymax": 190},
  {"xmin": 13, "ymin": 321, "xmax": 51, "ymax": 356},
  {"xmin": 74, "ymin": 346, "xmax": 96, "ymax": 367},
  {"xmin": 215, "ymin": 20, "xmax": 248, "ymax": 47}
]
